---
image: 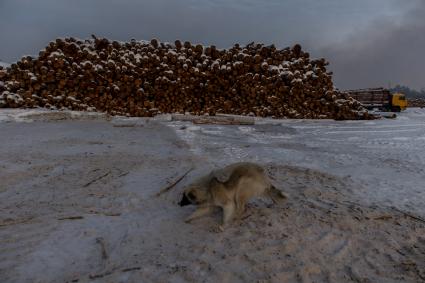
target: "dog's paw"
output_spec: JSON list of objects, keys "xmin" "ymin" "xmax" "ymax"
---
[{"xmin": 210, "ymin": 225, "xmax": 225, "ymax": 233}]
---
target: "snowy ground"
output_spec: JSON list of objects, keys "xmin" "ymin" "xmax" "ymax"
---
[
  {"xmin": 169, "ymin": 109, "xmax": 425, "ymax": 216},
  {"xmin": 0, "ymin": 108, "xmax": 424, "ymax": 282}
]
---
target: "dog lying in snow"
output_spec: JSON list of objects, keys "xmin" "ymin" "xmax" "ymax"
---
[{"xmin": 179, "ymin": 162, "xmax": 287, "ymax": 231}]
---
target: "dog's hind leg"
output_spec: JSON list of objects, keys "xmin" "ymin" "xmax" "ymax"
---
[
  {"xmin": 222, "ymin": 203, "xmax": 236, "ymax": 225},
  {"xmin": 267, "ymin": 185, "xmax": 288, "ymax": 204},
  {"xmin": 185, "ymin": 206, "xmax": 213, "ymax": 223},
  {"xmin": 235, "ymin": 197, "xmax": 247, "ymax": 218}
]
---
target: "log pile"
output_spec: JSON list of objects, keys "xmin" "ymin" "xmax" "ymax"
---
[
  {"xmin": 0, "ymin": 36, "xmax": 372, "ymax": 119},
  {"xmin": 407, "ymin": 98, "xmax": 425, "ymax": 108}
]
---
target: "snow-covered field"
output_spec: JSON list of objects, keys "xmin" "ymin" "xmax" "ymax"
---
[
  {"xmin": 1, "ymin": 108, "xmax": 424, "ymax": 282},
  {"xmin": 169, "ymin": 109, "xmax": 425, "ymax": 216}
]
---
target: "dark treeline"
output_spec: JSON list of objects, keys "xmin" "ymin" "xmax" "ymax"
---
[{"xmin": 390, "ymin": 85, "xmax": 425, "ymax": 98}]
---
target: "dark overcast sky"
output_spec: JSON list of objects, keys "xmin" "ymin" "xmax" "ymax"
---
[{"xmin": 0, "ymin": 0, "xmax": 423, "ymax": 90}]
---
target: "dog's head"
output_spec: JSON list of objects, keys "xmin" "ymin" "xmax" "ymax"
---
[{"xmin": 178, "ymin": 186, "xmax": 207, "ymax": 206}]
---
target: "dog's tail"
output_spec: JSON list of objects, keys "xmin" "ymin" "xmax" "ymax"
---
[{"xmin": 267, "ymin": 185, "xmax": 288, "ymax": 204}]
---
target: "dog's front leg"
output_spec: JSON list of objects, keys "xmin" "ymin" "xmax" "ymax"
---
[
  {"xmin": 209, "ymin": 204, "xmax": 236, "ymax": 233},
  {"xmin": 185, "ymin": 206, "xmax": 213, "ymax": 223},
  {"xmin": 217, "ymin": 203, "xmax": 236, "ymax": 231}
]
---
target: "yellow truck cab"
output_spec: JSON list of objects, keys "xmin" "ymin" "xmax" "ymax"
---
[{"xmin": 391, "ymin": 93, "xmax": 407, "ymax": 111}]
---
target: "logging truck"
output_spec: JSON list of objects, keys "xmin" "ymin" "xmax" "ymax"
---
[{"xmin": 345, "ymin": 88, "xmax": 407, "ymax": 112}]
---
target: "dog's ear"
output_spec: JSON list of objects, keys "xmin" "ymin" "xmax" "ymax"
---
[{"xmin": 212, "ymin": 169, "xmax": 231, "ymax": 183}]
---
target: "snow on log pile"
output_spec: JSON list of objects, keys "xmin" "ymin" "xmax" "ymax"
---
[
  {"xmin": 0, "ymin": 61, "xmax": 10, "ymax": 69},
  {"xmin": 408, "ymin": 98, "xmax": 425, "ymax": 108},
  {"xmin": 0, "ymin": 36, "xmax": 372, "ymax": 119}
]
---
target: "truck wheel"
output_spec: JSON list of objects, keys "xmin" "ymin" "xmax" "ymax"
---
[{"xmin": 392, "ymin": 106, "xmax": 401, "ymax": 112}]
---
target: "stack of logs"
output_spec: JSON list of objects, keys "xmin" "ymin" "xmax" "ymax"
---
[
  {"xmin": 407, "ymin": 98, "xmax": 425, "ymax": 108},
  {"xmin": 0, "ymin": 36, "xmax": 372, "ymax": 119}
]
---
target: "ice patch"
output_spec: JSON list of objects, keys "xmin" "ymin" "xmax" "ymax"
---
[
  {"xmin": 238, "ymin": 126, "xmax": 256, "ymax": 133},
  {"xmin": 392, "ymin": 137, "xmax": 409, "ymax": 141}
]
